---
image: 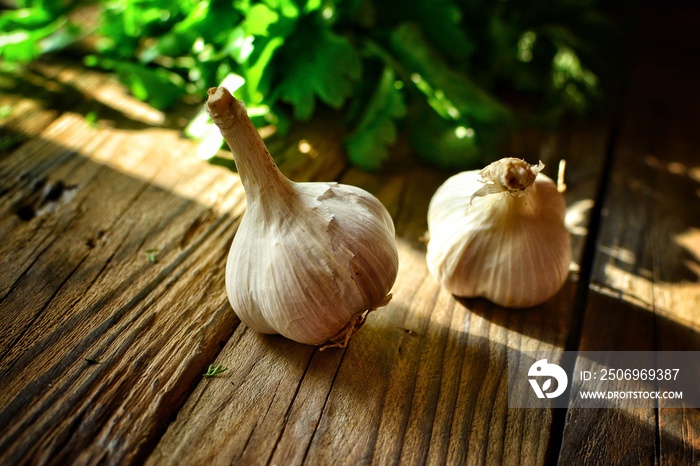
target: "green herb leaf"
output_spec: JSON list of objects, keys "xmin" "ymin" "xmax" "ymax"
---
[
  {"xmin": 390, "ymin": 23, "xmax": 513, "ymax": 128},
  {"xmin": 90, "ymin": 58, "xmax": 183, "ymax": 110},
  {"xmin": 237, "ymin": 35, "xmax": 285, "ymax": 105},
  {"xmin": 345, "ymin": 66, "xmax": 406, "ymax": 171},
  {"xmin": 145, "ymin": 248, "xmax": 159, "ymax": 263},
  {"xmin": 273, "ymin": 16, "xmax": 361, "ymax": 119},
  {"xmin": 243, "ymin": 4, "xmax": 280, "ymax": 36},
  {"xmin": 203, "ymin": 364, "xmax": 228, "ymax": 378},
  {"xmin": 0, "ymin": 0, "xmax": 608, "ymax": 170},
  {"xmin": 408, "ymin": 103, "xmax": 483, "ymax": 170},
  {"xmin": 374, "ymin": 0, "xmax": 473, "ymax": 62},
  {"xmin": 85, "ymin": 111, "xmax": 99, "ymax": 128},
  {"xmin": 145, "ymin": 2, "xmax": 242, "ymax": 60},
  {"xmin": 0, "ymin": 15, "xmax": 73, "ymax": 63}
]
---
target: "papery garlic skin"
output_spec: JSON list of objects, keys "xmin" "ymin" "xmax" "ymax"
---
[
  {"xmin": 426, "ymin": 158, "xmax": 571, "ymax": 308},
  {"xmin": 207, "ymin": 87, "xmax": 398, "ymax": 346},
  {"xmin": 227, "ymin": 181, "xmax": 398, "ymax": 345}
]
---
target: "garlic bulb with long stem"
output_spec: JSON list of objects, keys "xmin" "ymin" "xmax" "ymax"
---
[
  {"xmin": 426, "ymin": 158, "xmax": 571, "ymax": 308},
  {"xmin": 206, "ymin": 87, "xmax": 399, "ymax": 348}
]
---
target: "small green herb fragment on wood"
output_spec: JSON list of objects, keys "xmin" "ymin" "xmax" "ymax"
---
[
  {"xmin": 85, "ymin": 111, "xmax": 99, "ymax": 128},
  {"xmin": 145, "ymin": 248, "xmax": 159, "ymax": 263},
  {"xmin": 203, "ymin": 364, "xmax": 228, "ymax": 378},
  {"xmin": 84, "ymin": 358, "xmax": 101, "ymax": 364}
]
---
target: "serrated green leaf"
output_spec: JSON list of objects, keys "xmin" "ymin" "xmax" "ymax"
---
[
  {"xmin": 221, "ymin": 27, "xmax": 254, "ymax": 64},
  {"xmin": 0, "ymin": 0, "xmax": 607, "ymax": 173},
  {"xmin": 262, "ymin": 0, "xmax": 300, "ymax": 19},
  {"xmin": 408, "ymin": 103, "xmax": 483, "ymax": 170},
  {"xmin": 373, "ymin": 0, "xmax": 473, "ymax": 62},
  {"xmin": 0, "ymin": 8, "xmax": 53, "ymax": 31},
  {"xmin": 414, "ymin": 0, "xmax": 473, "ymax": 62},
  {"xmin": 94, "ymin": 58, "xmax": 184, "ymax": 110},
  {"xmin": 143, "ymin": 2, "xmax": 241, "ymax": 60},
  {"xmin": 238, "ymin": 35, "xmax": 285, "ymax": 104},
  {"xmin": 0, "ymin": 16, "xmax": 67, "ymax": 62},
  {"xmin": 243, "ymin": 4, "xmax": 279, "ymax": 36},
  {"xmin": 273, "ymin": 17, "xmax": 361, "ymax": 120},
  {"xmin": 345, "ymin": 67, "xmax": 406, "ymax": 171},
  {"xmin": 304, "ymin": 0, "xmax": 322, "ymax": 13},
  {"xmin": 391, "ymin": 23, "xmax": 512, "ymax": 127}
]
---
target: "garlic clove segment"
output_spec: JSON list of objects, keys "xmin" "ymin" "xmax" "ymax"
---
[
  {"xmin": 426, "ymin": 157, "xmax": 572, "ymax": 308},
  {"xmin": 206, "ymin": 87, "xmax": 399, "ymax": 347}
]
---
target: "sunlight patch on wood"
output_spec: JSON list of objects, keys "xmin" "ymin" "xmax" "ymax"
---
[
  {"xmin": 42, "ymin": 112, "xmax": 245, "ymax": 216},
  {"xmin": 599, "ymin": 262, "xmax": 700, "ymax": 334},
  {"xmin": 599, "ymin": 245, "xmax": 637, "ymax": 265},
  {"xmin": 675, "ymin": 228, "xmax": 700, "ymax": 278},
  {"xmin": 565, "ymin": 198, "xmax": 594, "ymax": 237}
]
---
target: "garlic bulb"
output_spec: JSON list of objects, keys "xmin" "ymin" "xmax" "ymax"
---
[
  {"xmin": 426, "ymin": 158, "xmax": 571, "ymax": 308},
  {"xmin": 206, "ymin": 87, "xmax": 398, "ymax": 347}
]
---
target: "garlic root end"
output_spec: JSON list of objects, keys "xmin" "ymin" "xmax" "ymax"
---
[{"xmin": 318, "ymin": 293, "xmax": 393, "ymax": 351}]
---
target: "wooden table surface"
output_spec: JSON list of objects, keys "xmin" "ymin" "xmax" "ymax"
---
[{"xmin": 1, "ymin": 13, "xmax": 699, "ymax": 466}]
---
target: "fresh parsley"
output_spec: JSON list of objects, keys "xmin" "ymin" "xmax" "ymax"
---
[
  {"xmin": 203, "ymin": 364, "xmax": 228, "ymax": 378},
  {"xmin": 0, "ymin": 0, "xmax": 614, "ymax": 171}
]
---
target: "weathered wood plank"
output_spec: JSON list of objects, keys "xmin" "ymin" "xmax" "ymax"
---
[
  {"xmin": 0, "ymin": 63, "xmax": 348, "ymax": 464},
  {"xmin": 558, "ymin": 29, "xmax": 700, "ymax": 466},
  {"xmin": 0, "ymin": 65, "xmax": 68, "ymax": 155},
  {"xmin": 635, "ymin": 46, "xmax": 700, "ymax": 466},
  {"xmin": 0, "ymin": 59, "xmax": 167, "ymax": 162},
  {"xmin": 0, "ymin": 113, "xmax": 245, "ymax": 465}
]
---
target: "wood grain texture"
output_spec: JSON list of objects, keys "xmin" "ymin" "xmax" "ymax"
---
[
  {"xmin": 0, "ymin": 115, "xmax": 244, "ymax": 465},
  {"xmin": 147, "ymin": 121, "xmax": 609, "ymax": 466},
  {"xmin": 558, "ymin": 26, "xmax": 700, "ymax": 466},
  {"xmin": 0, "ymin": 65, "xmax": 348, "ymax": 465}
]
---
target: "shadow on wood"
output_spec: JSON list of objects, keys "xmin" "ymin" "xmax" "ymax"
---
[{"xmin": 0, "ymin": 128, "xmax": 245, "ymax": 465}]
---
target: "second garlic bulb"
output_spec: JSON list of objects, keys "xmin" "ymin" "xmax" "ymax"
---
[{"xmin": 426, "ymin": 158, "xmax": 572, "ymax": 308}]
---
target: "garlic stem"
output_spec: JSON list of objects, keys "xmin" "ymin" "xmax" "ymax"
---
[{"xmin": 205, "ymin": 87, "xmax": 292, "ymax": 202}]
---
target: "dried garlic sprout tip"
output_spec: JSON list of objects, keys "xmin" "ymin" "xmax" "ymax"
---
[
  {"xmin": 485, "ymin": 158, "xmax": 541, "ymax": 191},
  {"xmin": 471, "ymin": 158, "xmax": 544, "ymax": 203},
  {"xmin": 206, "ymin": 86, "xmax": 234, "ymax": 116}
]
